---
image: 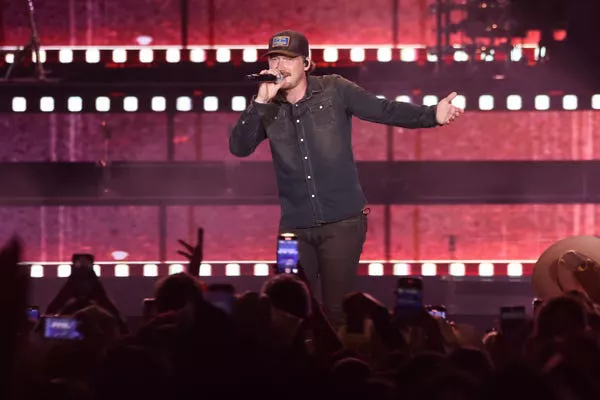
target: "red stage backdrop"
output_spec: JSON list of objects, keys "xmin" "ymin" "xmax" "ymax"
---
[
  {"xmin": 1, "ymin": 112, "xmax": 599, "ymax": 262},
  {"xmin": 0, "ymin": 0, "xmax": 596, "ymax": 262},
  {"xmin": 2, "ymin": 0, "xmax": 540, "ymax": 47}
]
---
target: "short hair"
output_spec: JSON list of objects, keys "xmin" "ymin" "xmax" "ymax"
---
[
  {"xmin": 305, "ymin": 58, "xmax": 317, "ymax": 75},
  {"xmin": 154, "ymin": 272, "xmax": 204, "ymax": 313},
  {"xmin": 261, "ymin": 274, "xmax": 311, "ymax": 318},
  {"xmin": 535, "ymin": 295, "xmax": 588, "ymax": 339}
]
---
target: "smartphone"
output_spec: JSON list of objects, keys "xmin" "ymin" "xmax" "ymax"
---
[
  {"xmin": 72, "ymin": 253, "xmax": 94, "ymax": 269},
  {"xmin": 142, "ymin": 298, "xmax": 157, "ymax": 321},
  {"xmin": 276, "ymin": 233, "xmax": 299, "ymax": 274},
  {"xmin": 394, "ymin": 277, "xmax": 423, "ymax": 318},
  {"xmin": 26, "ymin": 306, "xmax": 40, "ymax": 321},
  {"xmin": 500, "ymin": 306, "xmax": 527, "ymax": 332},
  {"xmin": 70, "ymin": 254, "xmax": 99, "ymax": 300},
  {"xmin": 43, "ymin": 316, "xmax": 83, "ymax": 340},
  {"xmin": 205, "ymin": 283, "xmax": 236, "ymax": 314},
  {"xmin": 426, "ymin": 305, "xmax": 447, "ymax": 320}
]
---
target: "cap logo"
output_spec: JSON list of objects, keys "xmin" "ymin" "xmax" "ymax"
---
[{"xmin": 272, "ymin": 36, "xmax": 290, "ymax": 48}]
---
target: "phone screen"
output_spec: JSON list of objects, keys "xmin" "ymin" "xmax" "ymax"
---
[
  {"xmin": 72, "ymin": 253, "xmax": 94, "ymax": 269},
  {"xmin": 394, "ymin": 278, "xmax": 423, "ymax": 318},
  {"xmin": 428, "ymin": 308, "xmax": 447, "ymax": 320},
  {"xmin": 43, "ymin": 317, "xmax": 83, "ymax": 340},
  {"xmin": 500, "ymin": 306, "xmax": 527, "ymax": 332},
  {"xmin": 206, "ymin": 284, "xmax": 236, "ymax": 314},
  {"xmin": 277, "ymin": 233, "xmax": 299, "ymax": 274},
  {"xmin": 26, "ymin": 306, "xmax": 40, "ymax": 321},
  {"xmin": 142, "ymin": 298, "xmax": 157, "ymax": 321},
  {"xmin": 206, "ymin": 291, "xmax": 235, "ymax": 314},
  {"xmin": 395, "ymin": 287, "xmax": 422, "ymax": 309}
]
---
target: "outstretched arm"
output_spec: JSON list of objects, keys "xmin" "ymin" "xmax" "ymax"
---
[{"xmin": 335, "ymin": 75, "xmax": 463, "ymax": 128}]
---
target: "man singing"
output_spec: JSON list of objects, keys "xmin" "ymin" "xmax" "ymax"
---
[{"xmin": 230, "ymin": 30, "xmax": 463, "ymax": 325}]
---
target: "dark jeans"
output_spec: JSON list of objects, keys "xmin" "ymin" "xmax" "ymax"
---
[{"xmin": 282, "ymin": 211, "xmax": 368, "ymax": 327}]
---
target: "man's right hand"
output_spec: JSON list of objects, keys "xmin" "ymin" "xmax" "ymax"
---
[{"xmin": 255, "ymin": 69, "xmax": 284, "ymax": 104}]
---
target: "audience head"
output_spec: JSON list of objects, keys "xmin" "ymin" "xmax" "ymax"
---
[
  {"xmin": 261, "ymin": 274, "xmax": 311, "ymax": 318},
  {"xmin": 232, "ymin": 291, "xmax": 272, "ymax": 338},
  {"xmin": 535, "ymin": 295, "xmax": 588, "ymax": 340},
  {"xmin": 154, "ymin": 272, "xmax": 204, "ymax": 313},
  {"xmin": 73, "ymin": 304, "xmax": 120, "ymax": 344},
  {"xmin": 449, "ymin": 347, "xmax": 494, "ymax": 384}
]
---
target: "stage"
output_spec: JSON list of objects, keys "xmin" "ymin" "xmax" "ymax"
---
[{"xmin": 24, "ymin": 260, "xmax": 536, "ymax": 333}]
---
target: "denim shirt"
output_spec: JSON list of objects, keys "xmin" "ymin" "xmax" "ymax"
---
[{"xmin": 229, "ymin": 74, "xmax": 439, "ymax": 229}]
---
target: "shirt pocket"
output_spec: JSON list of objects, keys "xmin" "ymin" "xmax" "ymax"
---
[
  {"xmin": 265, "ymin": 111, "xmax": 294, "ymax": 142},
  {"xmin": 309, "ymin": 97, "xmax": 336, "ymax": 129}
]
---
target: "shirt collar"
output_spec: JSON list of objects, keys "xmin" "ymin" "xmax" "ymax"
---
[
  {"xmin": 305, "ymin": 75, "xmax": 323, "ymax": 98},
  {"xmin": 273, "ymin": 75, "xmax": 323, "ymax": 104}
]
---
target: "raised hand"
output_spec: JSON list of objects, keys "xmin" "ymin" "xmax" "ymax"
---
[
  {"xmin": 178, "ymin": 227, "xmax": 204, "ymax": 277},
  {"xmin": 435, "ymin": 92, "xmax": 464, "ymax": 125}
]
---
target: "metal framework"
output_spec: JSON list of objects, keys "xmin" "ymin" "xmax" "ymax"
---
[
  {"xmin": 1, "ymin": 161, "xmax": 599, "ymax": 206},
  {"xmin": 0, "ymin": 45, "xmax": 598, "ymax": 113}
]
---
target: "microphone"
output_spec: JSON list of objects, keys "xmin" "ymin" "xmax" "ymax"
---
[{"xmin": 245, "ymin": 73, "xmax": 283, "ymax": 82}]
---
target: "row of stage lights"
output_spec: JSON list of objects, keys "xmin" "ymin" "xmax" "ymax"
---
[
  {"xmin": 9, "ymin": 93, "xmax": 600, "ymax": 113},
  {"xmin": 21, "ymin": 260, "xmax": 533, "ymax": 278},
  {"xmin": 0, "ymin": 45, "xmax": 542, "ymax": 65}
]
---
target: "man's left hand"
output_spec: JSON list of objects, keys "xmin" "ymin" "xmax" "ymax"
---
[{"xmin": 435, "ymin": 92, "xmax": 464, "ymax": 125}]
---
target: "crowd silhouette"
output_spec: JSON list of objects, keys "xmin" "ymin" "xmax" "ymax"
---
[{"xmin": 2, "ymin": 231, "xmax": 600, "ymax": 400}]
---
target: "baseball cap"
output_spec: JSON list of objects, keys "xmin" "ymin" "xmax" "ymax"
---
[{"xmin": 264, "ymin": 30, "xmax": 310, "ymax": 58}]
